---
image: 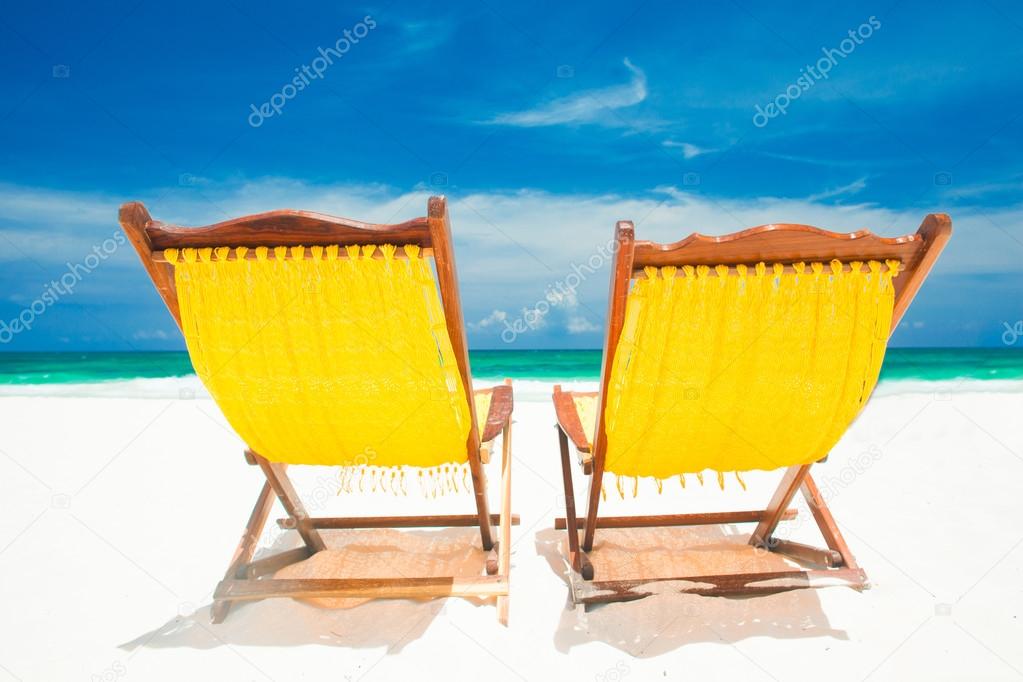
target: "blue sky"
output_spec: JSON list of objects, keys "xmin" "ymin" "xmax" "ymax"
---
[{"xmin": 1, "ymin": 0, "xmax": 1021, "ymax": 350}]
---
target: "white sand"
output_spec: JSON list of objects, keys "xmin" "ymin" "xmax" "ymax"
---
[{"xmin": 1, "ymin": 382, "xmax": 1022, "ymax": 681}]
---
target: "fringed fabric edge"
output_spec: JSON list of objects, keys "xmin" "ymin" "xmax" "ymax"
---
[
  {"xmin": 601, "ymin": 470, "xmax": 751, "ymax": 499},
  {"xmin": 336, "ymin": 461, "xmax": 472, "ymax": 498}
]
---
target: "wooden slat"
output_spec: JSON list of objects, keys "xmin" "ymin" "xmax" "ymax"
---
[
  {"xmin": 479, "ymin": 382, "xmax": 514, "ymax": 443},
  {"xmin": 242, "ymin": 547, "xmax": 312, "ymax": 579},
  {"xmin": 428, "ymin": 196, "xmax": 493, "ymax": 551},
  {"xmin": 554, "ymin": 508, "xmax": 798, "ymax": 530},
  {"xmin": 769, "ymin": 539, "xmax": 843, "ymax": 568},
  {"xmin": 119, "ymin": 202, "xmax": 183, "ymax": 328},
  {"xmin": 889, "ymin": 213, "xmax": 952, "ymax": 330},
  {"xmin": 557, "ymin": 425, "xmax": 593, "ymax": 580},
  {"xmin": 210, "ymin": 480, "xmax": 276, "ymax": 623},
  {"xmin": 801, "ymin": 474, "xmax": 859, "ymax": 569},
  {"xmin": 496, "ymin": 400, "xmax": 513, "ymax": 625},
  {"xmin": 253, "ymin": 453, "xmax": 327, "ymax": 553},
  {"xmin": 584, "ymin": 222, "xmax": 636, "ymax": 552},
  {"xmin": 214, "ymin": 576, "xmax": 508, "ymax": 601},
  {"xmin": 145, "ymin": 211, "xmax": 433, "ymax": 250},
  {"xmin": 552, "ymin": 386, "xmax": 592, "ymax": 454},
  {"xmin": 750, "ymin": 464, "xmax": 812, "ymax": 548},
  {"xmin": 278, "ymin": 513, "xmax": 520, "ymax": 529},
  {"xmin": 633, "ymin": 223, "xmax": 925, "ymax": 269},
  {"xmin": 573, "ymin": 567, "xmax": 868, "ymax": 605}
]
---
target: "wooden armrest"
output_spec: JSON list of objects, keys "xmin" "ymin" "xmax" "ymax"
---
[
  {"xmin": 478, "ymin": 380, "xmax": 513, "ymax": 443},
  {"xmin": 552, "ymin": 385, "xmax": 592, "ymax": 454}
]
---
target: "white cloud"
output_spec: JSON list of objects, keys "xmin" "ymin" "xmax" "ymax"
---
[
  {"xmin": 805, "ymin": 177, "xmax": 868, "ymax": 202},
  {"xmin": 469, "ymin": 309, "xmax": 507, "ymax": 330},
  {"xmin": 488, "ymin": 58, "xmax": 647, "ymax": 128},
  {"xmin": 1, "ymin": 177, "xmax": 1019, "ymax": 289},
  {"xmin": 566, "ymin": 315, "xmax": 600, "ymax": 334},
  {"xmin": 398, "ymin": 20, "xmax": 452, "ymax": 54},
  {"xmin": 663, "ymin": 140, "xmax": 716, "ymax": 159},
  {"xmin": 131, "ymin": 329, "xmax": 170, "ymax": 340}
]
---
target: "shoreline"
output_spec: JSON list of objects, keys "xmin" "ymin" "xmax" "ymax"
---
[{"xmin": 0, "ymin": 375, "xmax": 1020, "ymax": 401}]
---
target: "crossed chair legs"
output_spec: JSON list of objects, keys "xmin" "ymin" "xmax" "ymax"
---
[
  {"xmin": 205, "ymin": 415, "xmax": 868, "ymax": 622},
  {"xmin": 553, "ymin": 425, "xmax": 869, "ymax": 605},
  {"xmin": 210, "ymin": 412, "xmax": 516, "ymax": 624}
]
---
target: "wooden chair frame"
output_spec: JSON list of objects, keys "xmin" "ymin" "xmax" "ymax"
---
[
  {"xmin": 552, "ymin": 214, "xmax": 952, "ymax": 605},
  {"xmin": 120, "ymin": 196, "xmax": 517, "ymax": 623}
]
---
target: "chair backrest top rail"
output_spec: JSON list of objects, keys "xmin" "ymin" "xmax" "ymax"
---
[
  {"xmin": 631, "ymin": 221, "xmax": 944, "ymax": 270},
  {"xmin": 121, "ymin": 203, "xmax": 434, "ymax": 251}
]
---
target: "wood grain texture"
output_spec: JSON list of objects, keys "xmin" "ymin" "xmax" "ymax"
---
[
  {"xmin": 479, "ymin": 383, "xmax": 514, "ymax": 443},
  {"xmin": 633, "ymin": 221, "xmax": 929, "ymax": 268},
  {"xmin": 214, "ymin": 576, "xmax": 508, "ymax": 601},
  {"xmin": 801, "ymin": 473, "xmax": 859, "ymax": 569},
  {"xmin": 145, "ymin": 210, "xmax": 433, "ymax": 250},
  {"xmin": 553, "ymin": 508, "xmax": 798, "ymax": 530},
  {"xmin": 427, "ymin": 196, "xmax": 493, "ymax": 550},
  {"xmin": 769, "ymin": 539, "xmax": 843, "ymax": 568},
  {"xmin": 119, "ymin": 202, "xmax": 183, "ymax": 328},
  {"xmin": 583, "ymin": 222, "xmax": 635, "ymax": 552},
  {"xmin": 278, "ymin": 513, "xmax": 520, "ymax": 529},
  {"xmin": 552, "ymin": 386, "xmax": 593, "ymax": 454}
]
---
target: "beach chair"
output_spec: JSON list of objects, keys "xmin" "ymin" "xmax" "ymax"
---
[
  {"xmin": 120, "ymin": 196, "xmax": 516, "ymax": 623},
  {"xmin": 552, "ymin": 215, "xmax": 951, "ymax": 604}
]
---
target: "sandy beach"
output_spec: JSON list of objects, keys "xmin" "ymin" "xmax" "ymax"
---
[{"xmin": 1, "ymin": 381, "xmax": 1021, "ymax": 681}]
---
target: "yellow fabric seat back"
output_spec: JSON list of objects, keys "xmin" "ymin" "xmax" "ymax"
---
[
  {"xmin": 602, "ymin": 259, "xmax": 899, "ymax": 486},
  {"xmin": 165, "ymin": 243, "xmax": 471, "ymax": 472}
]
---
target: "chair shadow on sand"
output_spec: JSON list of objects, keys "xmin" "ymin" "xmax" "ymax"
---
[
  {"xmin": 535, "ymin": 524, "xmax": 851, "ymax": 657},
  {"xmin": 120, "ymin": 527, "xmax": 494, "ymax": 651}
]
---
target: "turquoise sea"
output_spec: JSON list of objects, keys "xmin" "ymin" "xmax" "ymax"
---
[{"xmin": 0, "ymin": 348, "xmax": 1021, "ymax": 387}]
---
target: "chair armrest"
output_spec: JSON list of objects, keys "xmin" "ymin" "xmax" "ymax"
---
[
  {"xmin": 479, "ymin": 381, "xmax": 514, "ymax": 443},
  {"xmin": 552, "ymin": 386, "xmax": 592, "ymax": 454}
]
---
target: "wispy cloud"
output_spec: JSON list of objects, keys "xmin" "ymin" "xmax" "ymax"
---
[
  {"xmin": 663, "ymin": 140, "xmax": 716, "ymax": 159},
  {"xmin": 2, "ymin": 177, "xmax": 1020, "ymax": 348},
  {"xmin": 397, "ymin": 19, "xmax": 452, "ymax": 55},
  {"xmin": 488, "ymin": 58, "xmax": 647, "ymax": 128},
  {"xmin": 805, "ymin": 176, "xmax": 868, "ymax": 202}
]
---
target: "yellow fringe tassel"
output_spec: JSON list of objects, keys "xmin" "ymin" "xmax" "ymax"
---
[{"xmin": 334, "ymin": 463, "xmax": 470, "ymax": 498}]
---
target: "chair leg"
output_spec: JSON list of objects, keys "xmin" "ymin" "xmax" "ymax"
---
[
  {"xmin": 750, "ymin": 463, "xmax": 812, "ymax": 549},
  {"xmin": 800, "ymin": 473, "xmax": 859, "ymax": 569},
  {"xmin": 557, "ymin": 426, "xmax": 593, "ymax": 580},
  {"xmin": 496, "ymin": 415, "xmax": 513, "ymax": 625},
  {"xmin": 211, "ymin": 480, "xmax": 276, "ymax": 623},
  {"xmin": 252, "ymin": 452, "xmax": 327, "ymax": 553}
]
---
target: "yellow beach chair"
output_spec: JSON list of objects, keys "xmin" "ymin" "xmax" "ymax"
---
[
  {"xmin": 552, "ymin": 215, "xmax": 951, "ymax": 604},
  {"xmin": 120, "ymin": 196, "xmax": 516, "ymax": 623}
]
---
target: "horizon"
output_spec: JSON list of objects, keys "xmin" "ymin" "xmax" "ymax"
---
[{"xmin": 2, "ymin": 2, "xmax": 1021, "ymax": 350}]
